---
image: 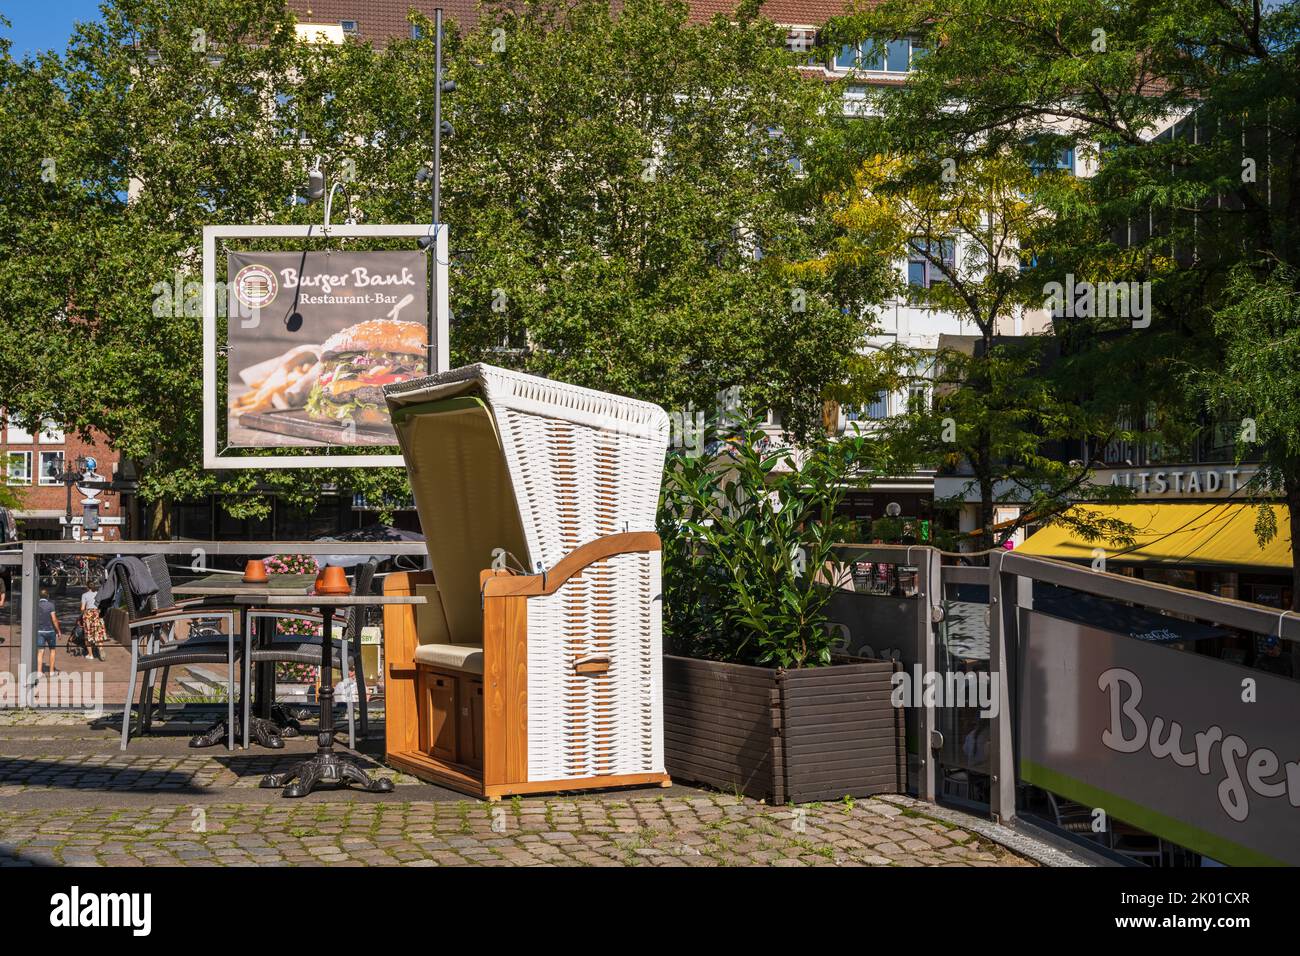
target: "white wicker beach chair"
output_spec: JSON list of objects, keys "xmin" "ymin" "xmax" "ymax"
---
[{"xmin": 380, "ymin": 364, "xmax": 671, "ymax": 799}]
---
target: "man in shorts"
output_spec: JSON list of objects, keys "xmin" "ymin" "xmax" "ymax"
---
[{"xmin": 36, "ymin": 585, "xmax": 62, "ymax": 678}]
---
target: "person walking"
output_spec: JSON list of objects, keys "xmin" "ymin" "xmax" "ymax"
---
[
  {"xmin": 35, "ymin": 586, "xmax": 62, "ymax": 678},
  {"xmin": 79, "ymin": 585, "xmax": 106, "ymax": 661}
]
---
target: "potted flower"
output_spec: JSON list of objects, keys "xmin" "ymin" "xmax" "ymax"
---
[{"xmin": 658, "ymin": 418, "xmax": 905, "ymax": 803}]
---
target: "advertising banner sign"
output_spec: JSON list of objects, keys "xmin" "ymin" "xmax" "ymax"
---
[
  {"xmin": 1020, "ymin": 610, "xmax": 1300, "ymax": 865},
  {"xmin": 225, "ymin": 249, "xmax": 428, "ymax": 447}
]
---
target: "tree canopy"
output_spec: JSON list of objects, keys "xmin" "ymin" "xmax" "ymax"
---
[{"xmin": 0, "ymin": 0, "xmax": 895, "ymax": 534}]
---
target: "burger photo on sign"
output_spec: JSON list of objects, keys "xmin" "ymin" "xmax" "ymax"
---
[{"xmin": 306, "ymin": 319, "xmax": 428, "ymax": 428}]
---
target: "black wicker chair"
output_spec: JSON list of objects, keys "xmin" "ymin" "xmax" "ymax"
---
[
  {"xmin": 143, "ymin": 554, "xmax": 228, "ymax": 724},
  {"xmin": 119, "ymin": 557, "xmax": 376, "ymax": 750},
  {"xmin": 115, "ymin": 557, "xmax": 241, "ymax": 750},
  {"xmin": 154, "ymin": 558, "xmax": 377, "ymax": 749}
]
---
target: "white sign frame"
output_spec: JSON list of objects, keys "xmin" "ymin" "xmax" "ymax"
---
[{"xmin": 203, "ymin": 223, "xmax": 450, "ymax": 469}]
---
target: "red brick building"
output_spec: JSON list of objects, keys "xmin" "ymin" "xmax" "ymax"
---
[{"xmin": 1, "ymin": 414, "xmax": 125, "ymax": 541}]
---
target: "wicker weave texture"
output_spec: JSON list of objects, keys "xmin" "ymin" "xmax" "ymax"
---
[
  {"xmin": 527, "ymin": 550, "xmax": 664, "ymax": 781},
  {"xmin": 481, "ymin": 368, "xmax": 668, "ymax": 570},
  {"xmin": 473, "ymin": 369, "xmax": 666, "ymax": 780}
]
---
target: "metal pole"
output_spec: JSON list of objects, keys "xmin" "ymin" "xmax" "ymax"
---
[
  {"xmin": 20, "ymin": 541, "xmax": 36, "ymax": 706},
  {"xmin": 64, "ymin": 475, "xmax": 74, "ymax": 541},
  {"xmin": 916, "ymin": 547, "xmax": 939, "ymax": 802},
  {"xmin": 988, "ymin": 550, "xmax": 1017, "ymax": 823},
  {"xmin": 433, "ymin": 8, "xmax": 443, "ymax": 226},
  {"xmin": 424, "ymin": 8, "xmax": 444, "ymax": 373}
]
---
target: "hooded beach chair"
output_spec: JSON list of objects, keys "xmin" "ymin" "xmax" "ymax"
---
[{"xmin": 381, "ymin": 364, "xmax": 671, "ymax": 799}]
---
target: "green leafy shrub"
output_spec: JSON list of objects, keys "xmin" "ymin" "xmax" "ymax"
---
[{"xmin": 659, "ymin": 417, "xmax": 873, "ymax": 668}]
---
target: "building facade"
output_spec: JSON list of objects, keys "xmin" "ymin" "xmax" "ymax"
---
[{"xmin": 1, "ymin": 414, "xmax": 125, "ymax": 541}]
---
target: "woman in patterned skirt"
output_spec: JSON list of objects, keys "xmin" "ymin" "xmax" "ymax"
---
[{"xmin": 80, "ymin": 586, "xmax": 107, "ymax": 661}]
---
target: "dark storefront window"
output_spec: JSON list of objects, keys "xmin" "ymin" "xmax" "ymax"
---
[{"xmin": 175, "ymin": 501, "xmax": 213, "ymax": 539}]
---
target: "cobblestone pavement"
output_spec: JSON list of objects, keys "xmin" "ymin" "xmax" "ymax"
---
[
  {"xmin": 0, "ymin": 796, "xmax": 1033, "ymax": 867},
  {"xmin": 0, "ymin": 751, "xmax": 419, "ymax": 792},
  {"xmin": 0, "ymin": 710, "xmax": 1036, "ymax": 867}
]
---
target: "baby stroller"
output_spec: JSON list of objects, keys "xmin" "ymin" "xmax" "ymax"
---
[{"xmin": 67, "ymin": 619, "xmax": 90, "ymax": 657}]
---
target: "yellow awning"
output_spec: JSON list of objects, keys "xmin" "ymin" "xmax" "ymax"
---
[{"xmin": 1019, "ymin": 503, "xmax": 1293, "ymax": 570}]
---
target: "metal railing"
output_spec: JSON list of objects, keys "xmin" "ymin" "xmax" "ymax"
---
[
  {"xmin": 3, "ymin": 539, "xmax": 429, "ymax": 705},
  {"xmin": 828, "ymin": 542, "xmax": 1299, "ymax": 841}
]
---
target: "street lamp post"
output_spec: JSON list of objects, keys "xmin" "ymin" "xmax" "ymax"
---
[
  {"xmin": 58, "ymin": 455, "xmax": 111, "ymax": 541},
  {"xmin": 59, "ymin": 455, "xmax": 89, "ymax": 541},
  {"xmin": 416, "ymin": 8, "xmax": 455, "ymax": 373}
]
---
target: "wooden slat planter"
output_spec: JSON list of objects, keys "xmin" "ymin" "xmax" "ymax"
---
[{"xmin": 663, "ymin": 654, "xmax": 905, "ymax": 804}]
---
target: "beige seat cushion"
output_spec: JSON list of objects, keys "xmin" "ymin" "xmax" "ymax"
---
[{"xmin": 414, "ymin": 643, "xmax": 484, "ymax": 675}]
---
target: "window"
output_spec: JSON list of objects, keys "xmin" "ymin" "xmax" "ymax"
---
[
  {"xmin": 1028, "ymin": 139, "xmax": 1075, "ymax": 175},
  {"xmin": 411, "ymin": 24, "xmax": 424, "ymax": 39},
  {"xmin": 39, "ymin": 451, "xmax": 64, "ymax": 485},
  {"xmin": 842, "ymin": 396, "xmax": 892, "ymax": 425},
  {"xmin": 834, "ymin": 37, "xmax": 918, "ymax": 73},
  {"xmin": 340, "ymin": 20, "xmax": 359, "ymax": 35},
  {"xmin": 6, "ymin": 451, "xmax": 31, "ymax": 484},
  {"xmin": 39, "ymin": 420, "xmax": 63, "ymax": 443},
  {"xmin": 885, "ymin": 39, "xmax": 911, "ymax": 72},
  {"xmin": 784, "ymin": 27, "xmax": 819, "ymax": 64},
  {"xmin": 908, "ymin": 238, "xmax": 956, "ymax": 287},
  {"xmin": 5, "ymin": 421, "xmax": 33, "ymax": 444}
]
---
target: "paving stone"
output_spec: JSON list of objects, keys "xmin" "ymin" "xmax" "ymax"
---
[{"xmin": 0, "ymin": 711, "xmax": 1040, "ymax": 868}]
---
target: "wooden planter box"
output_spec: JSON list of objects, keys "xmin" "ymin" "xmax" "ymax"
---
[{"xmin": 663, "ymin": 654, "xmax": 905, "ymax": 804}]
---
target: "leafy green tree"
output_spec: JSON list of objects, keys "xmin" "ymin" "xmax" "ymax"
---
[
  {"xmin": 1196, "ymin": 264, "xmax": 1300, "ymax": 583},
  {"xmin": 0, "ymin": 1, "xmax": 406, "ymax": 535},
  {"xmin": 0, "ymin": 478, "xmax": 20, "ymax": 513},
  {"xmin": 824, "ymin": 0, "xmax": 1299, "ymax": 577},
  {"xmin": 812, "ymin": 150, "xmax": 1134, "ymax": 551},
  {"xmin": 439, "ymin": 0, "xmax": 893, "ymax": 439}
]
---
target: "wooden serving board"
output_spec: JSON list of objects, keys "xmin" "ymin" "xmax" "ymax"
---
[{"xmin": 238, "ymin": 409, "xmax": 398, "ymax": 446}]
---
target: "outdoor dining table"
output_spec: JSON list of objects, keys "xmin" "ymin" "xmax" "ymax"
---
[{"xmin": 173, "ymin": 573, "xmax": 425, "ymax": 797}]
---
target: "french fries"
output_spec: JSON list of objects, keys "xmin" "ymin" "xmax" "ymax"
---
[{"xmin": 231, "ymin": 347, "xmax": 323, "ymax": 415}]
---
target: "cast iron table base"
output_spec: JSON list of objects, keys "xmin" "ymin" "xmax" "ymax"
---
[
  {"xmin": 259, "ymin": 606, "xmax": 392, "ymax": 797},
  {"xmin": 259, "ymin": 749, "xmax": 394, "ymax": 798},
  {"xmin": 189, "ymin": 704, "xmax": 303, "ymax": 750}
]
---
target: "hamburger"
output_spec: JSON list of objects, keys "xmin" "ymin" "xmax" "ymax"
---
[{"xmin": 306, "ymin": 319, "xmax": 427, "ymax": 427}]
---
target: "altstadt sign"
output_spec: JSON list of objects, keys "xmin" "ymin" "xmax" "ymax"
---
[{"xmin": 1100, "ymin": 466, "xmax": 1258, "ymax": 498}]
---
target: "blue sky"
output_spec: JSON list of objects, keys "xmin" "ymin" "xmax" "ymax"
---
[{"xmin": 1, "ymin": 0, "xmax": 104, "ymax": 58}]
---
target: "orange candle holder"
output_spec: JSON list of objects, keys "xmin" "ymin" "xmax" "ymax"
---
[
  {"xmin": 315, "ymin": 564, "xmax": 351, "ymax": 596},
  {"xmin": 242, "ymin": 559, "xmax": 268, "ymax": 584}
]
